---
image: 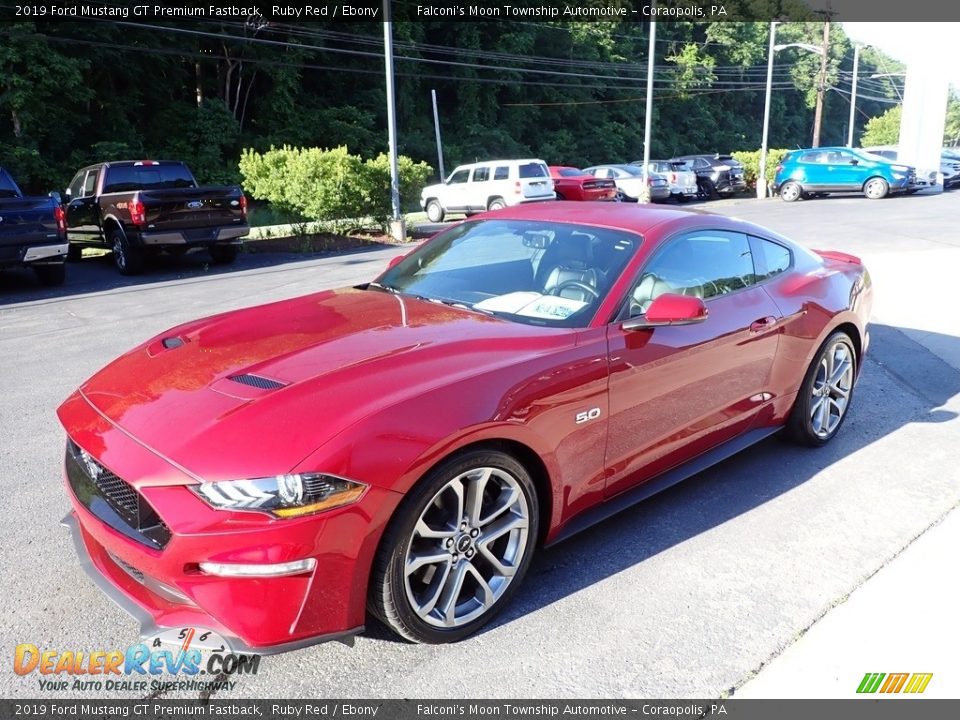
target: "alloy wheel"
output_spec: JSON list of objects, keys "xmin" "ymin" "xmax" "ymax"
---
[
  {"xmin": 403, "ymin": 466, "xmax": 530, "ymax": 628},
  {"xmin": 810, "ymin": 339, "xmax": 854, "ymax": 438}
]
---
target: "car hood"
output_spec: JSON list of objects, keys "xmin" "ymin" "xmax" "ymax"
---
[{"xmin": 75, "ymin": 288, "xmax": 571, "ymax": 482}]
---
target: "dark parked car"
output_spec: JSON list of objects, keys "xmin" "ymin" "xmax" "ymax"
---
[
  {"xmin": 0, "ymin": 166, "xmax": 68, "ymax": 286},
  {"xmin": 65, "ymin": 160, "xmax": 249, "ymax": 275},
  {"xmin": 774, "ymin": 148, "xmax": 917, "ymax": 202},
  {"xmin": 59, "ymin": 203, "xmax": 871, "ymax": 650},
  {"xmin": 671, "ymin": 154, "xmax": 747, "ymax": 200}
]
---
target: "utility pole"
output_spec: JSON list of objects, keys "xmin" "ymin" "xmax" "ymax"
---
[{"xmin": 811, "ymin": 19, "xmax": 830, "ymax": 148}]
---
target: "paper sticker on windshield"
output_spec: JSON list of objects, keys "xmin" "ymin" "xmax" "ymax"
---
[{"xmin": 475, "ymin": 292, "xmax": 587, "ymax": 320}]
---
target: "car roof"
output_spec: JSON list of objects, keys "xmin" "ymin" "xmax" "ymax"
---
[
  {"xmin": 483, "ymin": 201, "xmax": 769, "ymax": 243},
  {"xmin": 454, "ymin": 159, "xmax": 545, "ymax": 169}
]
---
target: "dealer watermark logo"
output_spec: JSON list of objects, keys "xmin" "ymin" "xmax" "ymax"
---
[
  {"xmin": 14, "ymin": 626, "xmax": 260, "ymax": 694},
  {"xmin": 857, "ymin": 672, "xmax": 933, "ymax": 694}
]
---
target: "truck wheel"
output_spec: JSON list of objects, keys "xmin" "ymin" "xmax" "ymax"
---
[
  {"xmin": 67, "ymin": 244, "xmax": 83, "ymax": 263},
  {"xmin": 209, "ymin": 244, "xmax": 239, "ymax": 265},
  {"xmin": 110, "ymin": 229, "xmax": 144, "ymax": 275},
  {"xmin": 34, "ymin": 263, "xmax": 66, "ymax": 287}
]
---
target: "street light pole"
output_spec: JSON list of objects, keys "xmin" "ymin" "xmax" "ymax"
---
[
  {"xmin": 383, "ymin": 2, "xmax": 405, "ymax": 241},
  {"xmin": 431, "ymin": 89, "xmax": 445, "ymax": 181},
  {"xmin": 758, "ymin": 21, "xmax": 778, "ymax": 199},
  {"xmin": 846, "ymin": 44, "xmax": 861, "ymax": 147},
  {"xmin": 811, "ymin": 20, "xmax": 831, "ymax": 148},
  {"xmin": 641, "ymin": 18, "xmax": 656, "ymax": 191}
]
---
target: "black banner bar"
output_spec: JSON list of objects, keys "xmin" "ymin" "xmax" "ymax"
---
[
  {"xmin": 2, "ymin": 700, "xmax": 959, "ymax": 720},
  {"xmin": 0, "ymin": 0, "xmax": 958, "ymax": 23}
]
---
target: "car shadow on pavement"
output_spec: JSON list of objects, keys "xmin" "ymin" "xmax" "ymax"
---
[
  {"xmin": 0, "ymin": 244, "xmax": 395, "ymax": 306},
  {"xmin": 362, "ymin": 323, "xmax": 960, "ymax": 644}
]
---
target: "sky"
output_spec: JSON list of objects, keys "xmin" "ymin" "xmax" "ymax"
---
[{"xmin": 842, "ymin": 22, "xmax": 960, "ymax": 89}]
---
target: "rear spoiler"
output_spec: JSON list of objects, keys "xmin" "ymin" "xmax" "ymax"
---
[{"xmin": 814, "ymin": 249, "xmax": 862, "ymax": 265}]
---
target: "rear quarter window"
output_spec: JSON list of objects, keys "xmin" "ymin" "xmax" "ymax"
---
[
  {"xmin": 494, "ymin": 166, "xmax": 509, "ymax": 180},
  {"xmin": 755, "ymin": 237, "xmax": 792, "ymax": 279}
]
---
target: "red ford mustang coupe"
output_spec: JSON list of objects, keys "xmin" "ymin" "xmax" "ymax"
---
[{"xmin": 58, "ymin": 203, "xmax": 872, "ymax": 651}]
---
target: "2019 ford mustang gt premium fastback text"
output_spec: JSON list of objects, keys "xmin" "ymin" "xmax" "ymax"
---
[{"xmin": 58, "ymin": 203, "xmax": 872, "ymax": 651}]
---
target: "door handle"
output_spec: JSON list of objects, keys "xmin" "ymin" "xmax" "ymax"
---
[{"xmin": 750, "ymin": 316, "xmax": 777, "ymax": 332}]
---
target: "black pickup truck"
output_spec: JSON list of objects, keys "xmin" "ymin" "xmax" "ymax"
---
[
  {"xmin": 0, "ymin": 167, "xmax": 68, "ymax": 286},
  {"xmin": 65, "ymin": 160, "xmax": 249, "ymax": 275}
]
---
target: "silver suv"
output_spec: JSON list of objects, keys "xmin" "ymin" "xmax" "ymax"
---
[{"xmin": 420, "ymin": 159, "xmax": 555, "ymax": 222}]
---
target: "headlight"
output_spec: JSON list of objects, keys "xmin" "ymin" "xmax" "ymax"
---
[{"xmin": 192, "ymin": 474, "xmax": 366, "ymax": 518}]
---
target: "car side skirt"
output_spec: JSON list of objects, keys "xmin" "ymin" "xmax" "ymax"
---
[{"xmin": 546, "ymin": 425, "xmax": 782, "ymax": 547}]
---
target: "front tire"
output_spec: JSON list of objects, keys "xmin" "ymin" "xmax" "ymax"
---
[
  {"xmin": 863, "ymin": 177, "xmax": 889, "ymax": 200},
  {"xmin": 110, "ymin": 228, "xmax": 144, "ymax": 275},
  {"xmin": 425, "ymin": 199, "xmax": 445, "ymax": 223},
  {"xmin": 369, "ymin": 449, "xmax": 539, "ymax": 644},
  {"xmin": 786, "ymin": 331, "xmax": 857, "ymax": 447},
  {"xmin": 780, "ymin": 181, "xmax": 802, "ymax": 202}
]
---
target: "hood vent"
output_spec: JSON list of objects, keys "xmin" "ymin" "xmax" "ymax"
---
[{"xmin": 228, "ymin": 374, "xmax": 286, "ymax": 390}]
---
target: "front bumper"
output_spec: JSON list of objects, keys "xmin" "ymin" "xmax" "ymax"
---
[
  {"xmin": 62, "ymin": 512, "xmax": 360, "ymax": 655},
  {"xmin": 58, "ymin": 393, "xmax": 401, "ymax": 652}
]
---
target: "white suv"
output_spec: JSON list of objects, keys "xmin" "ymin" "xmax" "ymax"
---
[{"xmin": 420, "ymin": 159, "xmax": 555, "ymax": 222}]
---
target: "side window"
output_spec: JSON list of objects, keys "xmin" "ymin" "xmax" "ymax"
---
[
  {"xmin": 81, "ymin": 169, "xmax": 99, "ymax": 197},
  {"xmin": 67, "ymin": 172, "xmax": 85, "ymax": 198},
  {"xmin": 471, "ymin": 167, "xmax": 489, "ymax": 183},
  {"xmin": 753, "ymin": 237, "xmax": 791, "ymax": 280},
  {"xmin": 800, "ymin": 151, "xmax": 824, "ymax": 164},
  {"xmin": 448, "ymin": 169, "xmax": 470, "ymax": 184},
  {"xmin": 493, "ymin": 166, "xmax": 509, "ymax": 180},
  {"xmin": 628, "ymin": 231, "xmax": 756, "ymax": 315}
]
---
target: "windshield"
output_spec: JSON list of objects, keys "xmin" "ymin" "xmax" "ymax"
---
[{"xmin": 375, "ymin": 219, "xmax": 640, "ymax": 328}]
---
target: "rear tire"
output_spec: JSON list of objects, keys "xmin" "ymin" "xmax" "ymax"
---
[
  {"xmin": 780, "ymin": 181, "xmax": 802, "ymax": 202},
  {"xmin": 368, "ymin": 449, "xmax": 539, "ymax": 644},
  {"xmin": 487, "ymin": 197, "xmax": 506, "ymax": 211},
  {"xmin": 34, "ymin": 263, "xmax": 65, "ymax": 286},
  {"xmin": 110, "ymin": 228, "xmax": 144, "ymax": 275},
  {"xmin": 786, "ymin": 331, "xmax": 857, "ymax": 447},
  {"xmin": 209, "ymin": 244, "xmax": 238, "ymax": 265},
  {"xmin": 425, "ymin": 200, "xmax": 445, "ymax": 223}
]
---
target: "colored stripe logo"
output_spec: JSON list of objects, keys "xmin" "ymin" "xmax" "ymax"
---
[{"xmin": 857, "ymin": 672, "xmax": 933, "ymax": 694}]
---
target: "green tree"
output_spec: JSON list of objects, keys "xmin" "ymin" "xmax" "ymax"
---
[{"xmin": 860, "ymin": 105, "xmax": 902, "ymax": 146}]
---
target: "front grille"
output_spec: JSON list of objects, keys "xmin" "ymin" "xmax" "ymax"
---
[
  {"xmin": 229, "ymin": 373, "xmax": 286, "ymax": 390},
  {"xmin": 65, "ymin": 440, "xmax": 171, "ymax": 549}
]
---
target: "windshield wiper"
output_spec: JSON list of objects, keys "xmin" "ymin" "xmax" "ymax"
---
[{"xmin": 367, "ymin": 281, "xmax": 399, "ymax": 294}]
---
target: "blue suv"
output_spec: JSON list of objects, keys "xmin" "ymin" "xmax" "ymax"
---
[{"xmin": 774, "ymin": 147, "xmax": 917, "ymax": 202}]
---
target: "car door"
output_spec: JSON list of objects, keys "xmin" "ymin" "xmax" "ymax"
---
[
  {"xmin": 603, "ymin": 230, "xmax": 783, "ymax": 498},
  {"xmin": 441, "ymin": 168, "xmax": 471, "ymax": 212},
  {"xmin": 826, "ymin": 150, "xmax": 867, "ymax": 190},
  {"xmin": 66, "ymin": 167, "xmax": 102, "ymax": 244},
  {"xmin": 467, "ymin": 166, "xmax": 491, "ymax": 212}
]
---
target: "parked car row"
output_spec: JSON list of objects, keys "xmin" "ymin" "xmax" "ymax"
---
[
  {"xmin": 0, "ymin": 160, "xmax": 249, "ymax": 285},
  {"xmin": 419, "ymin": 153, "xmax": 747, "ymax": 223},
  {"xmin": 774, "ymin": 145, "xmax": 959, "ymax": 202}
]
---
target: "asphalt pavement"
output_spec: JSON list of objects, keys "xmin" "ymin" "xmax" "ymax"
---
[{"xmin": 1, "ymin": 192, "xmax": 958, "ymax": 699}]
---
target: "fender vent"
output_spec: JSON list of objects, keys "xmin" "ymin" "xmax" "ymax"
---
[{"xmin": 228, "ymin": 374, "xmax": 286, "ymax": 390}]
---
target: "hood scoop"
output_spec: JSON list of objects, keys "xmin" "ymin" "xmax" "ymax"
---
[{"xmin": 228, "ymin": 374, "xmax": 287, "ymax": 390}]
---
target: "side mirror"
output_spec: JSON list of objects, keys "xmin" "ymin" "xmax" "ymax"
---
[
  {"xmin": 849, "ymin": 159, "xmax": 859, "ymax": 166},
  {"xmin": 64, "ymin": 188, "xmax": 72, "ymax": 197},
  {"xmin": 386, "ymin": 254, "xmax": 405, "ymax": 270},
  {"xmin": 48, "ymin": 191, "xmax": 62, "ymax": 204},
  {"xmin": 622, "ymin": 293, "xmax": 708, "ymax": 331}
]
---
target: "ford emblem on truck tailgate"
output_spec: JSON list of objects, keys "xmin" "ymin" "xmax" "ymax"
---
[{"xmin": 186, "ymin": 201, "xmax": 203, "ymax": 209}]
